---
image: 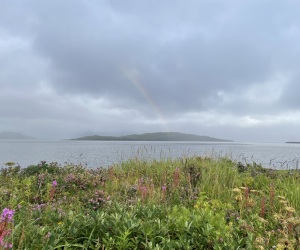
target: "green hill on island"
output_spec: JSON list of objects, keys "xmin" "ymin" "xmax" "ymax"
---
[{"xmin": 73, "ymin": 132, "xmax": 233, "ymax": 142}]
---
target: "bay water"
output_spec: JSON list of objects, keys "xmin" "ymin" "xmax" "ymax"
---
[{"xmin": 1, "ymin": 140, "xmax": 300, "ymax": 169}]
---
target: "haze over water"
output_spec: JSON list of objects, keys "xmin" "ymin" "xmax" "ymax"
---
[{"xmin": 1, "ymin": 140, "xmax": 300, "ymax": 170}]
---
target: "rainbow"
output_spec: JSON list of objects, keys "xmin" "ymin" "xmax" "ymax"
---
[{"xmin": 123, "ymin": 68, "xmax": 170, "ymax": 131}]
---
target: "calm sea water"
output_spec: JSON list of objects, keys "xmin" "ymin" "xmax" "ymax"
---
[{"xmin": 1, "ymin": 140, "xmax": 300, "ymax": 169}]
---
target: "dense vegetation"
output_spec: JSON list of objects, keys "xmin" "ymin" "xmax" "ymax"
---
[{"xmin": 1, "ymin": 157, "xmax": 300, "ymax": 249}]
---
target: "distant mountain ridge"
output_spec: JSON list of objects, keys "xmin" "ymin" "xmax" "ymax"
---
[
  {"xmin": 73, "ymin": 132, "xmax": 233, "ymax": 142},
  {"xmin": 0, "ymin": 132, "xmax": 35, "ymax": 140}
]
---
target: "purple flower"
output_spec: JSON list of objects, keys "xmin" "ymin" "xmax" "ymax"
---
[
  {"xmin": 1, "ymin": 208, "xmax": 14, "ymax": 222},
  {"xmin": 162, "ymin": 185, "xmax": 167, "ymax": 191},
  {"xmin": 45, "ymin": 232, "xmax": 51, "ymax": 239},
  {"xmin": 52, "ymin": 180, "xmax": 58, "ymax": 187}
]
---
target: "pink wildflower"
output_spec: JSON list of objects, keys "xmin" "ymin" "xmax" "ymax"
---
[
  {"xmin": 0, "ymin": 208, "xmax": 14, "ymax": 249},
  {"xmin": 1, "ymin": 208, "xmax": 14, "ymax": 223}
]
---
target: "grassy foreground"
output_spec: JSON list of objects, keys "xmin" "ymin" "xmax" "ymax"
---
[{"xmin": 1, "ymin": 157, "xmax": 300, "ymax": 249}]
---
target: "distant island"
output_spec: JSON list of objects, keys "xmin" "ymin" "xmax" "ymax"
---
[
  {"xmin": 286, "ymin": 142, "xmax": 300, "ymax": 144},
  {"xmin": 0, "ymin": 132, "xmax": 35, "ymax": 140},
  {"xmin": 73, "ymin": 132, "xmax": 233, "ymax": 142}
]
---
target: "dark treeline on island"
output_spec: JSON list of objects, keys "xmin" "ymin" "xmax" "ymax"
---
[{"xmin": 72, "ymin": 132, "xmax": 233, "ymax": 142}]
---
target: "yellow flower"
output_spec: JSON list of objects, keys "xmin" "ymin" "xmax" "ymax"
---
[
  {"xmin": 235, "ymin": 195, "xmax": 243, "ymax": 202},
  {"xmin": 284, "ymin": 206, "xmax": 296, "ymax": 213},
  {"xmin": 273, "ymin": 213, "xmax": 282, "ymax": 220},
  {"xmin": 254, "ymin": 236, "xmax": 264, "ymax": 244},
  {"xmin": 247, "ymin": 198, "xmax": 255, "ymax": 207},
  {"xmin": 287, "ymin": 217, "xmax": 300, "ymax": 225},
  {"xmin": 250, "ymin": 189, "xmax": 260, "ymax": 194},
  {"xmin": 277, "ymin": 195, "xmax": 286, "ymax": 200},
  {"xmin": 279, "ymin": 200, "xmax": 288, "ymax": 205},
  {"xmin": 232, "ymin": 188, "xmax": 242, "ymax": 193},
  {"xmin": 258, "ymin": 217, "xmax": 268, "ymax": 224},
  {"xmin": 58, "ymin": 221, "xmax": 63, "ymax": 225},
  {"xmin": 276, "ymin": 243, "xmax": 286, "ymax": 250}
]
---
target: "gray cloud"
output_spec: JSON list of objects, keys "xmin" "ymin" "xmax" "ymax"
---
[{"xmin": 1, "ymin": 0, "xmax": 300, "ymax": 141}]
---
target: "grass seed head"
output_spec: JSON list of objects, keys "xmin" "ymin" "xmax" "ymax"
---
[{"xmin": 232, "ymin": 188, "xmax": 242, "ymax": 193}]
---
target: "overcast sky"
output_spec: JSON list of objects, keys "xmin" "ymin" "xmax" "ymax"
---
[{"xmin": 1, "ymin": 0, "xmax": 300, "ymax": 142}]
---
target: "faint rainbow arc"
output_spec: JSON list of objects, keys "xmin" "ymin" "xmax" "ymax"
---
[{"xmin": 123, "ymin": 69, "xmax": 170, "ymax": 131}]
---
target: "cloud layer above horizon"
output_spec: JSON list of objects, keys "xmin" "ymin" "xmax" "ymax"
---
[{"xmin": 1, "ymin": 0, "xmax": 300, "ymax": 142}]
